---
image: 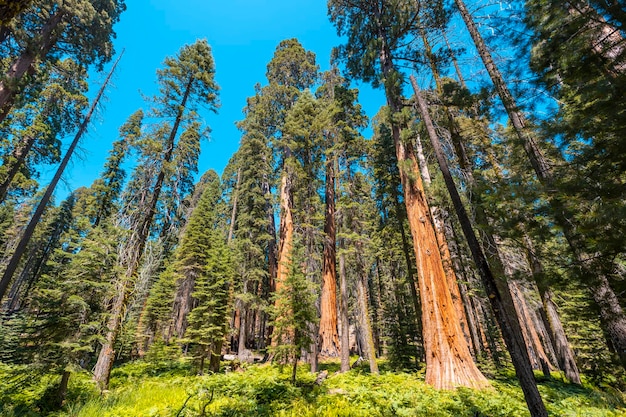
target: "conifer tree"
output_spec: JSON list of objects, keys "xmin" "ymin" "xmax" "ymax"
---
[
  {"xmin": 0, "ymin": 59, "xmax": 88, "ymax": 204},
  {"xmin": 0, "ymin": 0, "xmax": 126, "ymax": 123},
  {"xmin": 269, "ymin": 238, "xmax": 318, "ymax": 383},
  {"xmin": 0, "ymin": 55, "xmax": 119, "ymax": 303},
  {"xmin": 264, "ymin": 39, "xmax": 318, "ymax": 345},
  {"xmin": 455, "ymin": 0, "xmax": 626, "ymax": 369},
  {"xmin": 93, "ymin": 40, "xmax": 219, "ymax": 389},
  {"xmin": 144, "ymin": 170, "xmax": 232, "ymax": 374},
  {"xmin": 329, "ymin": 0, "xmax": 489, "ymax": 391}
]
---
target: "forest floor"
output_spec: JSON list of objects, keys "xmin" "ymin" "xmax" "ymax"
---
[{"xmin": 1, "ymin": 358, "xmax": 625, "ymax": 416}]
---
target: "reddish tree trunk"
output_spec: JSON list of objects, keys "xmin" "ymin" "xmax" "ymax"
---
[
  {"xmin": 413, "ymin": 80, "xmax": 546, "ymax": 415},
  {"xmin": 319, "ymin": 158, "xmax": 340, "ymax": 357}
]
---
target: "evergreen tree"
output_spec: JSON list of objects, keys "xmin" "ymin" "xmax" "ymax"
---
[
  {"xmin": 455, "ymin": 0, "xmax": 626, "ymax": 371},
  {"xmin": 0, "ymin": 58, "xmax": 88, "ymax": 203},
  {"xmin": 93, "ymin": 39, "xmax": 219, "ymax": 389},
  {"xmin": 269, "ymin": 238, "xmax": 318, "ymax": 383},
  {"xmin": 177, "ymin": 171, "xmax": 233, "ymax": 374},
  {"xmin": 329, "ymin": 0, "xmax": 489, "ymax": 391},
  {"xmin": 0, "ymin": 0, "xmax": 126, "ymax": 123}
]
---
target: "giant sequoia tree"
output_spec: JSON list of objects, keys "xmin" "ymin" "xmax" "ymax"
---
[
  {"xmin": 329, "ymin": 0, "xmax": 488, "ymax": 390},
  {"xmin": 263, "ymin": 39, "xmax": 318, "ymax": 346}
]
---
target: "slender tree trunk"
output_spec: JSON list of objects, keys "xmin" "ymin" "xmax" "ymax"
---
[
  {"xmin": 291, "ymin": 353, "xmax": 298, "ymax": 384},
  {"xmin": 263, "ymin": 168, "xmax": 278, "ymax": 291},
  {"xmin": 237, "ymin": 292, "xmax": 251, "ymax": 360},
  {"xmin": 228, "ymin": 168, "xmax": 241, "ymax": 242},
  {"xmin": 319, "ymin": 157, "xmax": 340, "ymax": 357},
  {"xmin": 509, "ymin": 280, "xmax": 553, "ymax": 377},
  {"xmin": 525, "ymin": 236, "xmax": 581, "ymax": 384},
  {"xmin": 209, "ymin": 340, "xmax": 222, "ymax": 373},
  {"xmin": 455, "ymin": 0, "xmax": 626, "ymax": 367},
  {"xmin": 355, "ymin": 245, "xmax": 379, "ymax": 375},
  {"xmin": 0, "ymin": 54, "xmax": 120, "ymax": 302},
  {"xmin": 0, "ymin": 134, "xmax": 37, "ymax": 204},
  {"xmin": 0, "ymin": 10, "xmax": 66, "ymax": 123},
  {"xmin": 94, "ymin": 69, "xmax": 192, "ymax": 390},
  {"xmin": 56, "ymin": 370, "xmax": 70, "ymax": 408},
  {"xmin": 413, "ymin": 81, "xmax": 547, "ymax": 416},
  {"xmin": 338, "ymin": 239, "xmax": 350, "ymax": 372},
  {"xmin": 198, "ymin": 354, "xmax": 205, "ymax": 376},
  {"xmin": 309, "ymin": 321, "xmax": 319, "ymax": 373}
]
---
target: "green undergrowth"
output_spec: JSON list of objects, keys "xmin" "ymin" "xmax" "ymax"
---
[{"xmin": 1, "ymin": 360, "xmax": 624, "ymax": 417}]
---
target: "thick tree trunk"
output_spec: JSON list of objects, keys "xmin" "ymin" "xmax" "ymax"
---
[
  {"xmin": 446, "ymin": 227, "xmax": 484, "ymax": 357},
  {"xmin": 319, "ymin": 158, "xmax": 340, "ymax": 357},
  {"xmin": 275, "ymin": 170, "xmax": 294, "ymax": 294},
  {"xmin": 395, "ymin": 135, "xmax": 488, "ymax": 389},
  {"xmin": 391, "ymin": 182, "xmax": 422, "ymax": 338},
  {"xmin": 373, "ymin": 19, "xmax": 487, "ymax": 388},
  {"xmin": 272, "ymin": 168, "xmax": 295, "ymax": 347},
  {"xmin": 414, "ymin": 129, "xmax": 473, "ymax": 356},
  {"xmin": 455, "ymin": 0, "xmax": 626, "ymax": 367},
  {"xmin": 413, "ymin": 82, "xmax": 546, "ymax": 415}
]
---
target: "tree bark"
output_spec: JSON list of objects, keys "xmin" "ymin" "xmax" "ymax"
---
[
  {"xmin": 56, "ymin": 370, "xmax": 70, "ymax": 408},
  {"xmin": 455, "ymin": 0, "xmax": 626, "ymax": 368},
  {"xmin": 413, "ymin": 81, "xmax": 546, "ymax": 415},
  {"xmin": 373, "ymin": 14, "xmax": 487, "ymax": 388},
  {"xmin": 509, "ymin": 280, "xmax": 553, "ymax": 377},
  {"xmin": 272, "ymin": 165, "xmax": 295, "ymax": 347},
  {"xmin": 355, "ymin": 244, "xmax": 379, "ymax": 375},
  {"xmin": 227, "ymin": 168, "xmax": 241, "ymax": 243},
  {"xmin": 338, "ymin": 240, "xmax": 350, "ymax": 372},
  {"xmin": 319, "ymin": 157, "xmax": 340, "ymax": 357},
  {"xmin": 414, "ymin": 126, "xmax": 473, "ymax": 356}
]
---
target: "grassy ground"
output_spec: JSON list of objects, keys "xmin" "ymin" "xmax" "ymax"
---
[{"xmin": 1, "ymin": 359, "xmax": 624, "ymax": 416}]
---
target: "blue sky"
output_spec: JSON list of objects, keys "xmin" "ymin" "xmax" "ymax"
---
[{"xmin": 57, "ymin": 0, "xmax": 385, "ymax": 196}]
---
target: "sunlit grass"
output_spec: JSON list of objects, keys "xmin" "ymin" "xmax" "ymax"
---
[{"xmin": 1, "ymin": 359, "xmax": 624, "ymax": 416}]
